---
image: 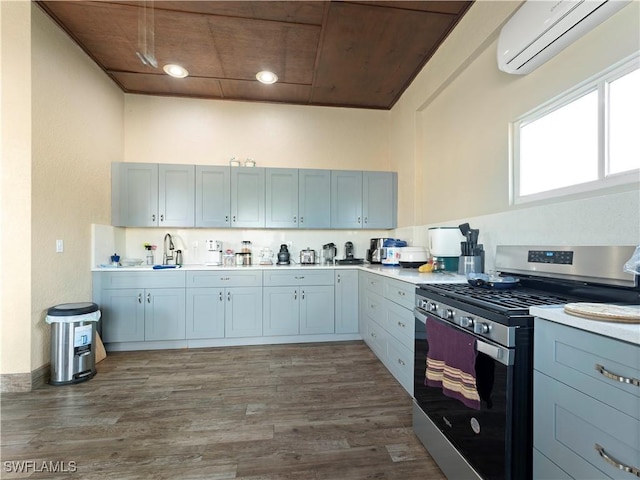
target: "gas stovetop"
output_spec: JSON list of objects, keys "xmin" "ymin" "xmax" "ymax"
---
[{"xmin": 417, "ymin": 283, "xmax": 574, "ymax": 315}]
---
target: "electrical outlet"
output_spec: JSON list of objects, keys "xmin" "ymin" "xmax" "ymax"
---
[{"xmin": 56, "ymin": 239, "xmax": 64, "ymax": 253}]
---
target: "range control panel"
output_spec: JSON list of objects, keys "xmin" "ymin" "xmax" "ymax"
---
[{"xmin": 528, "ymin": 250, "xmax": 574, "ymax": 265}]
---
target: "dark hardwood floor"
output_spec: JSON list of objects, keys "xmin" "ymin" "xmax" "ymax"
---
[{"xmin": 1, "ymin": 341, "xmax": 445, "ymax": 479}]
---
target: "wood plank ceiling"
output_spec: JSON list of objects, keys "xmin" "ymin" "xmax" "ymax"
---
[{"xmin": 37, "ymin": 1, "xmax": 472, "ymax": 110}]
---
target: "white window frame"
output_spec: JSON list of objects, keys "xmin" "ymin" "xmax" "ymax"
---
[{"xmin": 511, "ymin": 53, "xmax": 640, "ymax": 205}]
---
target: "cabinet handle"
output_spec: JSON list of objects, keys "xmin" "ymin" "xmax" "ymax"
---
[
  {"xmin": 302, "ymin": 290, "xmax": 305, "ymax": 300},
  {"xmin": 227, "ymin": 291, "xmax": 231, "ymax": 302},
  {"xmin": 146, "ymin": 292, "xmax": 151, "ymax": 303},
  {"xmin": 397, "ymin": 321, "xmax": 405, "ymax": 328},
  {"xmin": 398, "ymin": 290, "xmax": 405, "ymax": 297},
  {"xmin": 357, "ymin": 216, "xmax": 361, "ymax": 224},
  {"xmin": 596, "ymin": 364, "xmax": 640, "ymax": 387},
  {"xmin": 294, "ymin": 276, "xmax": 305, "ymax": 280},
  {"xmin": 370, "ymin": 332, "xmax": 376, "ymax": 338},
  {"xmin": 138, "ymin": 293, "xmax": 142, "ymax": 304},
  {"xmin": 595, "ymin": 443, "xmax": 640, "ymax": 477},
  {"xmin": 232, "ymin": 215, "xmax": 236, "ymax": 223},
  {"xmin": 397, "ymin": 358, "xmax": 405, "ymax": 366},
  {"xmin": 293, "ymin": 216, "xmax": 297, "ymax": 223},
  {"xmin": 300, "ymin": 216, "xmax": 304, "ymax": 223},
  {"xmin": 160, "ymin": 214, "xmax": 164, "ymax": 222},
  {"xmin": 152, "ymin": 214, "xmax": 156, "ymax": 222},
  {"xmin": 364, "ymin": 217, "xmax": 368, "ymax": 224},
  {"xmin": 219, "ymin": 291, "xmax": 223, "ymax": 301},
  {"xmin": 337, "ymin": 275, "xmax": 341, "ymax": 283},
  {"xmin": 294, "ymin": 290, "xmax": 297, "ymax": 300},
  {"xmin": 225, "ymin": 215, "xmax": 229, "ymax": 223}
]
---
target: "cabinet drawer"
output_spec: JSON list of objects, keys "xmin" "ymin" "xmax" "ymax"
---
[
  {"xmin": 534, "ymin": 371, "xmax": 640, "ymax": 480},
  {"xmin": 186, "ymin": 270, "xmax": 262, "ymax": 288},
  {"xmin": 386, "ymin": 334, "xmax": 413, "ymax": 395},
  {"xmin": 100, "ymin": 271, "xmax": 185, "ymax": 289},
  {"xmin": 535, "ymin": 319, "xmax": 640, "ymax": 419},
  {"xmin": 263, "ymin": 269, "xmax": 333, "ymax": 286},
  {"xmin": 386, "ymin": 301, "xmax": 413, "ymax": 349},
  {"xmin": 533, "ymin": 449, "xmax": 572, "ymax": 480},
  {"xmin": 365, "ymin": 318, "xmax": 386, "ymax": 359},
  {"xmin": 384, "ymin": 278, "xmax": 415, "ymax": 310},
  {"xmin": 362, "ymin": 272, "xmax": 385, "ymax": 295},
  {"xmin": 363, "ymin": 291, "xmax": 385, "ymax": 325}
]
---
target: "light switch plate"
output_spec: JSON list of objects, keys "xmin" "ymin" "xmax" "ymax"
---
[{"xmin": 56, "ymin": 239, "xmax": 64, "ymax": 253}]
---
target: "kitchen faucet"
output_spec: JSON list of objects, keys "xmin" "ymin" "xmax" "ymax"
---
[{"xmin": 163, "ymin": 233, "xmax": 175, "ymax": 265}]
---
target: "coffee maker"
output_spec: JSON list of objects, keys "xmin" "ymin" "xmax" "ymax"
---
[
  {"xmin": 367, "ymin": 237, "xmax": 392, "ymax": 264},
  {"xmin": 322, "ymin": 243, "xmax": 337, "ymax": 264}
]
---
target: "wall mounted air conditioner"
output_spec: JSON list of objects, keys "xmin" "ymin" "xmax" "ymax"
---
[{"xmin": 497, "ymin": 0, "xmax": 631, "ymax": 75}]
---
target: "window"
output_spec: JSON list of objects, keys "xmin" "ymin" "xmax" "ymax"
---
[{"xmin": 512, "ymin": 55, "xmax": 639, "ymax": 204}]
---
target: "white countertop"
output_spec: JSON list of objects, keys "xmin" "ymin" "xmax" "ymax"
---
[
  {"xmin": 531, "ymin": 305, "xmax": 640, "ymax": 346},
  {"xmin": 93, "ymin": 263, "xmax": 468, "ymax": 285}
]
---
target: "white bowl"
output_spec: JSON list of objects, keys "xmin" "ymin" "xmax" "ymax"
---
[{"xmin": 398, "ymin": 247, "xmax": 428, "ymax": 263}]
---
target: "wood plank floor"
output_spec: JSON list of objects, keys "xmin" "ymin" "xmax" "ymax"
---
[{"xmin": 1, "ymin": 341, "xmax": 445, "ymax": 479}]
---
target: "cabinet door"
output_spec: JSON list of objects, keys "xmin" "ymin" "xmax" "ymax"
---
[
  {"xmin": 363, "ymin": 171, "xmax": 397, "ymax": 229},
  {"xmin": 144, "ymin": 288, "xmax": 186, "ymax": 341},
  {"xmin": 335, "ymin": 270, "xmax": 359, "ymax": 334},
  {"xmin": 331, "ymin": 170, "xmax": 363, "ymax": 229},
  {"xmin": 299, "ymin": 169, "xmax": 331, "ymax": 228},
  {"xmin": 300, "ymin": 285, "xmax": 334, "ymax": 334},
  {"xmin": 186, "ymin": 288, "xmax": 225, "ymax": 339},
  {"xmin": 158, "ymin": 164, "xmax": 195, "ymax": 227},
  {"xmin": 263, "ymin": 287, "xmax": 299, "ymax": 336},
  {"xmin": 266, "ymin": 168, "xmax": 298, "ymax": 228},
  {"xmin": 225, "ymin": 287, "xmax": 263, "ymax": 337},
  {"xmin": 195, "ymin": 165, "xmax": 230, "ymax": 227},
  {"xmin": 231, "ymin": 167, "xmax": 265, "ymax": 228},
  {"xmin": 112, "ymin": 162, "xmax": 158, "ymax": 227},
  {"xmin": 100, "ymin": 289, "xmax": 145, "ymax": 343}
]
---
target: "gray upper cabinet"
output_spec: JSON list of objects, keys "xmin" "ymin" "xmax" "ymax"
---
[
  {"xmin": 112, "ymin": 162, "xmax": 195, "ymax": 227},
  {"xmin": 231, "ymin": 167, "xmax": 265, "ymax": 228},
  {"xmin": 299, "ymin": 169, "xmax": 331, "ymax": 229},
  {"xmin": 195, "ymin": 165, "xmax": 231, "ymax": 228},
  {"xmin": 265, "ymin": 168, "xmax": 298, "ymax": 228},
  {"xmin": 331, "ymin": 170, "xmax": 396, "ymax": 229},
  {"xmin": 331, "ymin": 170, "xmax": 363, "ymax": 229},
  {"xmin": 158, "ymin": 164, "xmax": 195, "ymax": 227},
  {"xmin": 112, "ymin": 162, "xmax": 158, "ymax": 227},
  {"xmin": 363, "ymin": 171, "xmax": 397, "ymax": 229}
]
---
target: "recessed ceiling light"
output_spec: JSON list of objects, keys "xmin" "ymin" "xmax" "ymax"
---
[
  {"xmin": 256, "ymin": 70, "xmax": 278, "ymax": 84},
  {"xmin": 163, "ymin": 64, "xmax": 189, "ymax": 78}
]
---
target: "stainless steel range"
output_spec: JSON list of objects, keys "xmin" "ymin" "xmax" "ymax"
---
[{"xmin": 413, "ymin": 245, "xmax": 639, "ymax": 480}]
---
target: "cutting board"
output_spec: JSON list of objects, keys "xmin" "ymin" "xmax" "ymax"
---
[{"xmin": 564, "ymin": 303, "xmax": 640, "ymax": 323}]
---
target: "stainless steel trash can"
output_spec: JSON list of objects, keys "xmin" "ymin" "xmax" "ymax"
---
[{"xmin": 46, "ymin": 302, "xmax": 101, "ymax": 385}]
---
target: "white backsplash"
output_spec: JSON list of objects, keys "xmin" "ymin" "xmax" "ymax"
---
[{"xmin": 92, "ymin": 225, "xmax": 395, "ymax": 266}]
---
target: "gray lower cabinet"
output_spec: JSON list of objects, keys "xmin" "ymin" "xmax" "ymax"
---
[
  {"xmin": 533, "ymin": 318, "xmax": 640, "ymax": 480},
  {"xmin": 335, "ymin": 269, "xmax": 359, "ymax": 334},
  {"xmin": 100, "ymin": 288, "xmax": 145, "ymax": 342},
  {"xmin": 263, "ymin": 270, "xmax": 335, "ymax": 336},
  {"xmin": 186, "ymin": 271, "xmax": 263, "ymax": 338},
  {"xmin": 143, "ymin": 288, "xmax": 187, "ymax": 341},
  {"xmin": 358, "ymin": 271, "xmax": 414, "ymax": 394},
  {"xmin": 195, "ymin": 165, "xmax": 231, "ymax": 227}
]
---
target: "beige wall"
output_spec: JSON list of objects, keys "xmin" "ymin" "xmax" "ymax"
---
[
  {"xmin": 26, "ymin": 5, "xmax": 123, "ymax": 373},
  {"xmin": 391, "ymin": 0, "xmax": 640, "ymax": 229},
  {"xmin": 1, "ymin": 0, "xmax": 33, "ymax": 376},
  {"xmin": 124, "ymin": 95, "xmax": 390, "ymax": 171}
]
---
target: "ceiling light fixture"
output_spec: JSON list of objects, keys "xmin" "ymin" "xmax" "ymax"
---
[
  {"xmin": 163, "ymin": 64, "xmax": 189, "ymax": 78},
  {"xmin": 256, "ymin": 71, "xmax": 278, "ymax": 84}
]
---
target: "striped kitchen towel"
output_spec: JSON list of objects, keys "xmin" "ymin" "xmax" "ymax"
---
[{"xmin": 425, "ymin": 317, "xmax": 480, "ymax": 410}]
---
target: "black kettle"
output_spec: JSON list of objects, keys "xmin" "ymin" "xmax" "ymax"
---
[{"xmin": 277, "ymin": 244, "xmax": 290, "ymax": 265}]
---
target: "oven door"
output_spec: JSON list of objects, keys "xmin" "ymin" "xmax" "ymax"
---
[{"xmin": 414, "ymin": 306, "xmax": 526, "ymax": 480}]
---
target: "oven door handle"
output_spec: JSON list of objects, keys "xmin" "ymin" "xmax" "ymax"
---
[
  {"xmin": 414, "ymin": 307, "xmax": 428, "ymax": 324},
  {"xmin": 476, "ymin": 339, "xmax": 508, "ymax": 364}
]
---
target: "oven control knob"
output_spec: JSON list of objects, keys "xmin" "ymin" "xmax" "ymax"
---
[
  {"xmin": 459, "ymin": 316, "xmax": 474, "ymax": 328},
  {"xmin": 428, "ymin": 302, "xmax": 438, "ymax": 313},
  {"xmin": 420, "ymin": 299, "xmax": 428, "ymax": 309},
  {"xmin": 474, "ymin": 322, "xmax": 490, "ymax": 334},
  {"xmin": 445, "ymin": 309, "xmax": 455, "ymax": 319}
]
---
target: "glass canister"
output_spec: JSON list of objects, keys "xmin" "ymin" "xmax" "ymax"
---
[{"xmin": 241, "ymin": 241, "xmax": 252, "ymax": 254}]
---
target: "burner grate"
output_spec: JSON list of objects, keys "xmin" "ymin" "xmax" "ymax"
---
[{"xmin": 420, "ymin": 283, "xmax": 573, "ymax": 312}]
